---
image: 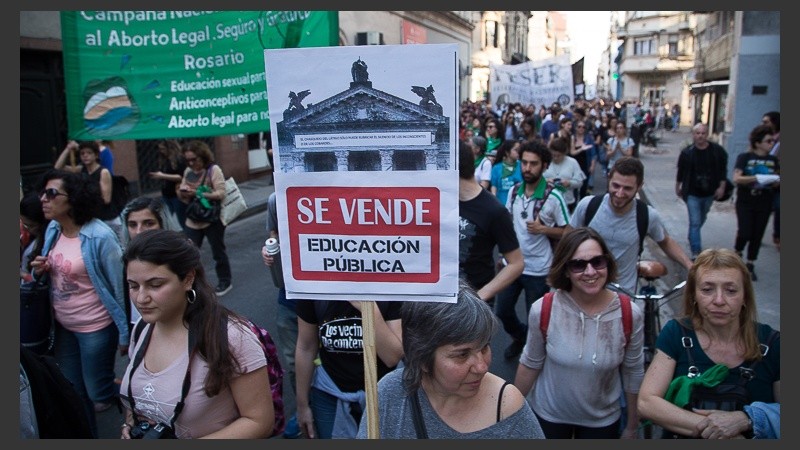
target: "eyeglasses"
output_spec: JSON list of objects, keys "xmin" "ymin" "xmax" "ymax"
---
[
  {"xmin": 185, "ymin": 157, "xmax": 198, "ymax": 163},
  {"xmin": 486, "ymin": 125, "xmax": 496, "ymax": 129},
  {"xmin": 40, "ymin": 188, "xmax": 68, "ymax": 200},
  {"xmin": 566, "ymin": 255, "xmax": 608, "ymax": 273},
  {"xmin": 762, "ymin": 139, "xmax": 775, "ymax": 144},
  {"xmin": 576, "ymin": 125, "xmax": 585, "ymax": 128}
]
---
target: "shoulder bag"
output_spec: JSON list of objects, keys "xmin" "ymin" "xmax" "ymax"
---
[
  {"xmin": 20, "ymin": 272, "xmax": 53, "ymax": 355},
  {"xmin": 185, "ymin": 167, "xmax": 221, "ymax": 223},
  {"xmin": 220, "ymin": 177, "xmax": 248, "ymax": 226}
]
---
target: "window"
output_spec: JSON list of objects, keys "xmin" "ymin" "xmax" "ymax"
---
[
  {"xmin": 668, "ymin": 34, "xmax": 679, "ymax": 56},
  {"xmin": 634, "ymin": 37, "xmax": 655, "ymax": 55},
  {"xmin": 485, "ymin": 20, "xmax": 498, "ymax": 48}
]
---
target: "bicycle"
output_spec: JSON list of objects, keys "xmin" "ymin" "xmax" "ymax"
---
[{"xmin": 609, "ymin": 259, "xmax": 686, "ymax": 439}]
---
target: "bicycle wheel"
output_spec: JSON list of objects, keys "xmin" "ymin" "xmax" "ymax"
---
[{"xmin": 642, "ymin": 298, "xmax": 659, "ymax": 367}]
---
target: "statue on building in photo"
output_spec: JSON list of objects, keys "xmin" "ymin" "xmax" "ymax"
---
[{"xmin": 351, "ymin": 57, "xmax": 369, "ymax": 82}]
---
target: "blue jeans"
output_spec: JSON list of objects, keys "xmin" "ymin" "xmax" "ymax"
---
[
  {"xmin": 772, "ymin": 190, "xmax": 780, "ymax": 240},
  {"xmin": 54, "ymin": 321, "xmax": 119, "ymax": 438},
  {"xmin": 275, "ymin": 291, "xmax": 298, "ymax": 398},
  {"xmin": 495, "ymin": 274, "xmax": 549, "ymax": 342},
  {"xmin": 686, "ymin": 194, "xmax": 715, "ymax": 255},
  {"xmin": 185, "ymin": 220, "xmax": 232, "ymax": 285},
  {"xmin": 309, "ymin": 387, "xmax": 338, "ymax": 439}
]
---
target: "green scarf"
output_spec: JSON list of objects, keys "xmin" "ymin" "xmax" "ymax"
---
[
  {"xmin": 664, "ymin": 363, "xmax": 730, "ymax": 409},
  {"xmin": 486, "ymin": 136, "xmax": 502, "ymax": 152},
  {"xmin": 501, "ymin": 161, "xmax": 515, "ymax": 178}
]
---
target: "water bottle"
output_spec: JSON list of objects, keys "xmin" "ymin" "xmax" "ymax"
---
[{"xmin": 264, "ymin": 238, "xmax": 284, "ymax": 289}]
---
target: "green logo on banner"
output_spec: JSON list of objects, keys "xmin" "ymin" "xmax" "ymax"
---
[{"xmin": 61, "ymin": 11, "xmax": 338, "ymax": 139}]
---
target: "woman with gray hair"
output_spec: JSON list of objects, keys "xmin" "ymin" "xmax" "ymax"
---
[{"xmin": 356, "ymin": 280, "xmax": 544, "ymax": 439}]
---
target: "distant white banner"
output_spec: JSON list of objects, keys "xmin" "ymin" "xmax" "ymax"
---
[{"xmin": 490, "ymin": 54, "xmax": 574, "ymax": 109}]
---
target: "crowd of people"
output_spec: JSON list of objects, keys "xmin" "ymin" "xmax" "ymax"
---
[{"xmin": 19, "ymin": 101, "xmax": 779, "ymax": 439}]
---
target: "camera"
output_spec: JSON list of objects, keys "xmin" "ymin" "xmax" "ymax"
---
[{"xmin": 130, "ymin": 421, "xmax": 177, "ymax": 439}]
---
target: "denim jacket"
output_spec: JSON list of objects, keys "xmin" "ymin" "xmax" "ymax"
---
[
  {"xmin": 744, "ymin": 402, "xmax": 780, "ymax": 439},
  {"xmin": 41, "ymin": 219, "xmax": 129, "ymax": 345}
]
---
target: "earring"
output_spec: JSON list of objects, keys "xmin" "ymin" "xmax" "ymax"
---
[{"xmin": 186, "ymin": 289, "xmax": 197, "ymax": 304}]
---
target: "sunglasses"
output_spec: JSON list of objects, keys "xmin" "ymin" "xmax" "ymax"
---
[
  {"xmin": 40, "ymin": 188, "xmax": 68, "ymax": 200},
  {"xmin": 762, "ymin": 139, "xmax": 775, "ymax": 144},
  {"xmin": 566, "ymin": 255, "xmax": 608, "ymax": 273}
]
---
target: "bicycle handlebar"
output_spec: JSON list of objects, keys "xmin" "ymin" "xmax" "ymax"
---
[{"xmin": 607, "ymin": 280, "xmax": 686, "ymax": 301}]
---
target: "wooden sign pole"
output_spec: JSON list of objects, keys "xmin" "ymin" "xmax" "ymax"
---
[{"xmin": 361, "ymin": 301, "xmax": 380, "ymax": 439}]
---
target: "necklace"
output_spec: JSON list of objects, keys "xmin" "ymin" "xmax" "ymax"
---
[{"xmin": 519, "ymin": 191, "xmax": 534, "ymax": 219}]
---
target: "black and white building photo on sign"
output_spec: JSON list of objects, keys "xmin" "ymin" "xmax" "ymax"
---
[
  {"xmin": 264, "ymin": 44, "xmax": 460, "ymax": 303},
  {"xmin": 266, "ymin": 45, "xmax": 456, "ymax": 173}
]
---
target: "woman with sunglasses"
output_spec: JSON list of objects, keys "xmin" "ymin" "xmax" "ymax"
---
[
  {"xmin": 514, "ymin": 227, "xmax": 644, "ymax": 439},
  {"xmin": 731, "ymin": 124, "xmax": 780, "ymax": 281},
  {"xmin": 30, "ymin": 169, "xmax": 129, "ymax": 437}
]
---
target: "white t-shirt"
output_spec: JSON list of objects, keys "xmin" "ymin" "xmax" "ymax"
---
[
  {"xmin": 542, "ymin": 156, "xmax": 586, "ymax": 205},
  {"xmin": 506, "ymin": 182, "xmax": 571, "ymax": 276},
  {"xmin": 474, "ymin": 156, "xmax": 493, "ymax": 186}
]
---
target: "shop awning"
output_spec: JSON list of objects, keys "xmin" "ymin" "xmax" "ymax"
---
[{"xmin": 690, "ymin": 79, "xmax": 729, "ymax": 94}]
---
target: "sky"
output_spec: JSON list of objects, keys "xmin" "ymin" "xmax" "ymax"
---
[{"xmin": 562, "ymin": 11, "xmax": 612, "ymax": 85}]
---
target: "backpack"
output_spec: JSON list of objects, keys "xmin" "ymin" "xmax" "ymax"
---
[
  {"xmin": 131, "ymin": 319, "xmax": 286, "ymax": 437},
  {"xmin": 246, "ymin": 321, "xmax": 286, "ymax": 437},
  {"xmin": 585, "ymin": 194, "xmax": 649, "ymax": 256},
  {"xmin": 509, "ymin": 181, "xmax": 557, "ymax": 221},
  {"xmin": 19, "ymin": 345, "xmax": 94, "ymax": 438},
  {"xmin": 663, "ymin": 322, "xmax": 779, "ymax": 439},
  {"xmin": 508, "ymin": 180, "xmax": 564, "ymax": 250},
  {"xmin": 677, "ymin": 320, "xmax": 778, "ymax": 412},
  {"xmin": 539, "ymin": 291, "xmax": 633, "ymax": 346}
]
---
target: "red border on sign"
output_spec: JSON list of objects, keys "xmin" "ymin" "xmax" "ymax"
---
[{"xmin": 286, "ymin": 186, "xmax": 441, "ymax": 282}]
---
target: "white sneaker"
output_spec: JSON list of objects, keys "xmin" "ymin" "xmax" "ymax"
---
[{"xmin": 215, "ymin": 282, "xmax": 233, "ymax": 297}]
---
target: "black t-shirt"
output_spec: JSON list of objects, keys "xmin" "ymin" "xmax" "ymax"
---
[
  {"xmin": 458, "ymin": 189, "xmax": 519, "ymax": 292},
  {"xmin": 296, "ymin": 300, "xmax": 402, "ymax": 393},
  {"xmin": 81, "ymin": 166, "xmax": 117, "ymax": 220},
  {"xmin": 734, "ymin": 151, "xmax": 780, "ymax": 205},
  {"xmin": 160, "ymin": 158, "xmax": 187, "ymax": 199},
  {"xmin": 676, "ymin": 143, "xmax": 728, "ymax": 198}
]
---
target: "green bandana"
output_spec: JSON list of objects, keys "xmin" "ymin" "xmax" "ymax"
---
[{"xmin": 487, "ymin": 136, "xmax": 502, "ymax": 152}]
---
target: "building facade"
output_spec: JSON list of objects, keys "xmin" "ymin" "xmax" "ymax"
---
[
  {"xmin": 615, "ymin": 11, "xmax": 697, "ymax": 127},
  {"xmin": 691, "ymin": 10, "xmax": 779, "ymax": 169}
]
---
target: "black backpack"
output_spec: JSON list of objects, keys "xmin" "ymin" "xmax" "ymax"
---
[
  {"xmin": 585, "ymin": 194, "xmax": 649, "ymax": 256},
  {"xmin": 19, "ymin": 345, "xmax": 93, "ymax": 438}
]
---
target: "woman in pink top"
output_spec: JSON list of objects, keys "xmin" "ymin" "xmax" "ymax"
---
[{"xmin": 119, "ymin": 229, "xmax": 273, "ymax": 439}]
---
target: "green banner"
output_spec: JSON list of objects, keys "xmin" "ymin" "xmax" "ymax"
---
[{"xmin": 61, "ymin": 11, "xmax": 338, "ymax": 139}]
